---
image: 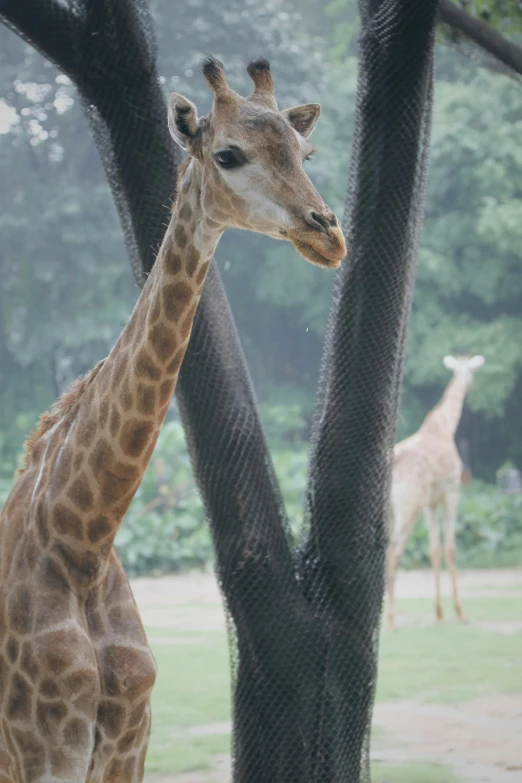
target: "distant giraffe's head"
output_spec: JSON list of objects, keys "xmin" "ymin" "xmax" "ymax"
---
[
  {"xmin": 167, "ymin": 56, "xmax": 346, "ymax": 269},
  {"xmin": 443, "ymin": 354, "xmax": 485, "ymax": 387}
]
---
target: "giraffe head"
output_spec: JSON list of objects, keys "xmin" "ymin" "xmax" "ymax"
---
[
  {"xmin": 167, "ymin": 56, "xmax": 346, "ymax": 269},
  {"xmin": 443, "ymin": 354, "xmax": 485, "ymax": 387}
]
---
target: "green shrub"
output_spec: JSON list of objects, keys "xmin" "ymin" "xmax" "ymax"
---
[
  {"xmin": 115, "ymin": 419, "xmax": 212, "ymax": 577},
  {"xmin": 115, "ymin": 409, "xmax": 312, "ymax": 576},
  {"xmin": 2, "ymin": 405, "xmax": 521, "ymax": 575},
  {"xmin": 402, "ymin": 480, "xmax": 522, "ymax": 569}
]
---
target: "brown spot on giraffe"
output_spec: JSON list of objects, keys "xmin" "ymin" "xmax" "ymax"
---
[
  {"xmin": 39, "ymin": 629, "xmax": 81, "ymax": 674},
  {"xmin": 6, "ymin": 637, "xmax": 19, "ymax": 665},
  {"xmin": 40, "ymin": 679, "xmax": 60, "ymax": 699},
  {"xmin": 24, "ymin": 530, "xmax": 39, "ymax": 570},
  {"xmin": 20, "ymin": 642, "xmax": 39, "ymax": 681},
  {"xmin": 165, "ymin": 250, "xmax": 182, "ymax": 276},
  {"xmin": 73, "ymin": 450, "xmax": 85, "ymax": 471},
  {"xmin": 135, "ymin": 347, "xmax": 161, "ymax": 381},
  {"xmin": 149, "ymin": 294, "xmax": 162, "ymax": 324},
  {"xmin": 99, "ymin": 398, "xmax": 109, "ymax": 430},
  {"xmin": 63, "ymin": 717, "xmax": 91, "ymax": 750},
  {"xmin": 35, "ymin": 500, "xmax": 50, "ymax": 547},
  {"xmin": 186, "ymin": 245, "xmax": 200, "ymax": 276},
  {"xmin": 109, "ymin": 407, "xmax": 121, "ymax": 437},
  {"xmin": 174, "ymin": 224, "xmax": 187, "ymax": 248},
  {"xmin": 36, "ymin": 699, "xmax": 68, "ymax": 739},
  {"xmin": 119, "ymin": 419, "xmax": 154, "ymax": 458},
  {"xmin": 0, "ymin": 55, "xmax": 345, "ymax": 781},
  {"xmin": 150, "ymin": 323, "xmax": 177, "ymax": 363},
  {"xmin": 110, "ymin": 352, "xmax": 128, "ymax": 391},
  {"xmin": 158, "ymin": 380, "xmax": 173, "ymax": 407},
  {"xmin": 123, "ymin": 756, "xmax": 136, "ymax": 780},
  {"xmin": 196, "ymin": 259, "xmax": 211, "ymax": 286},
  {"xmin": 178, "ymin": 201, "xmax": 192, "ymax": 221},
  {"xmin": 97, "ymin": 700, "xmax": 125, "ymax": 739},
  {"xmin": 87, "ymin": 515, "xmax": 112, "ymax": 544},
  {"xmin": 67, "ymin": 473, "xmax": 94, "ymax": 511},
  {"xmin": 163, "ymin": 281, "xmax": 193, "ymax": 321},
  {"xmin": 7, "ymin": 674, "xmax": 32, "ymax": 722},
  {"xmin": 52, "ymin": 503, "xmax": 83, "ymax": 541},
  {"xmin": 180, "ymin": 302, "xmax": 199, "ymax": 341},
  {"xmin": 118, "ymin": 379, "xmax": 133, "ymax": 411},
  {"xmin": 136, "ymin": 383, "xmax": 155, "ymax": 415},
  {"xmin": 7, "ymin": 586, "xmax": 32, "ymax": 635},
  {"xmin": 166, "ymin": 348, "xmax": 185, "ymax": 376},
  {"xmin": 38, "ymin": 557, "xmax": 69, "ymax": 594}
]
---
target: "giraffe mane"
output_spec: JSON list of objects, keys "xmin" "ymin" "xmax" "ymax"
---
[
  {"xmin": 19, "ymin": 158, "xmax": 189, "ymax": 477},
  {"xmin": 17, "ymin": 359, "xmax": 106, "ymax": 477},
  {"xmin": 171, "ymin": 157, "xmax": 191, "ymax": 212}
]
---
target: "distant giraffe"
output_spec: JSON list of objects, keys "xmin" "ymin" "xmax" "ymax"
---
[
  {"xmin": 386, "ymin": 354, "xmax": 485, "ymax": 630},
  {"xmin": 0, "ymin": 57, "xmax": 346, "ymax": 783}
]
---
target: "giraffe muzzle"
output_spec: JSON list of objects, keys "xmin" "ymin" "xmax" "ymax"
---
[{"xmin": 287, "ymin": 224, "xmax": 347, "ymax": 269}]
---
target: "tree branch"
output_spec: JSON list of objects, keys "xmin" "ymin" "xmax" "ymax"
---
[
  {"xmin": 439, "ymin": 0, "xmax": 522, "ymax": 77},
  {"xmin": 0, "ymin": 0, "xmax": 82, "ymax": 79}
]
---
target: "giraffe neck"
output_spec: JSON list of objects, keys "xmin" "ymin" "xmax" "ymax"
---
[
  {"xmin": 422, "ymin": 374, "xmax": 469, "ymax": 438},
  {"xmin": 30, "ymin": 158, "xmax": 222, "ymax": 582}
]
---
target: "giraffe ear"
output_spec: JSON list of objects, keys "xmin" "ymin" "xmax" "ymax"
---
[
  {"xmin": 469, "ymin": 355, "xmax": 485, "ymax": 370},
  {"xmin": 168, "ymin": 93, "xmax": 200, "ymax": 152},
  {"xmin": 443, "ymin": 355, "xmax": 458, "ymax": 371},
  {"xmin": 282, "ymin": 103, "xmax": 320, "ymax": 139}
]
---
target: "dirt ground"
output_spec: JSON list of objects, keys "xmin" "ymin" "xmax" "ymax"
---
[{"xmin": 134, "ymin": 568, "xmax": 522, "ymax": 783}]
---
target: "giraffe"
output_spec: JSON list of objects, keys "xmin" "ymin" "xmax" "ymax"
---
[
  {"xmin": 386, "ymin": 354, "xmax": 485, "ymax": 630},
  {"xmin": 0, "ymin": 56, "xmax": 345, "ymax": 783}
]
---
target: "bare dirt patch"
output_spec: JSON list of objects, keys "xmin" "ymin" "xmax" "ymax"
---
[
  {"xmin": 374, "ymin": 693, "xmax": 522, "ymax": 782},
  {"xmin": 132, "ymin": 568, "xmax": 522, "ymax": 633},
  {"xmin": 390, "ymin": 567, "xmax": 522, "ymax": 601}
]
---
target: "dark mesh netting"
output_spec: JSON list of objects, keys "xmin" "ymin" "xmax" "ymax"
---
[{"xmin": 0, "ymin": 0, "xmax": 439, "ymax": 780}]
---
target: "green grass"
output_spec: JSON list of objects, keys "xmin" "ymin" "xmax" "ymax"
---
[
  {"xmin": 144, "ymin": 590, "xmax": 521, "ymax": 776},
  {"xmin": 393, "ymin": 595, "xmax": 522, "ymax": 621},
  {"xmin": 146, "ymin": 633, "xmax": 231, "ymax": 773},
  {"xmin": 371, "ymin": 761, "xmax": 460, "ymax": 782},
  {"xmin": 377, "ymin": 622, "xmax": 521, "ymax": 702},
  {"xmin": 378, "ymin": 596, "xmax": 522, "ymax": 703}
]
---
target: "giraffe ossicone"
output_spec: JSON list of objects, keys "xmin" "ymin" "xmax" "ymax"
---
[
  {"xmin": 386, "ymin": 354, "xmax": 485, "ymax": 631},
  {"xmin": 0, "ymin": 56, "xmax": 345, "ymax": 782}
]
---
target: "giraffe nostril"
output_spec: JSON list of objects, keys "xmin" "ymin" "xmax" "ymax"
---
[
  {"xmin": 326, "ymin": 211, "xmax": 337, "ymax": 227},
  {"xmin": 306, "ymin": 210, "xmax": 334, "ymax": 234}
]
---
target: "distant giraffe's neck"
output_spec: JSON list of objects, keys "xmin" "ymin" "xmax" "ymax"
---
[
  {"xmin": 422, "ymin": 374, "xmax": 469, "ymax": 438},
  {"xmin": 28, "ymin": 158, "xmax": 223, "ymax": 582}
]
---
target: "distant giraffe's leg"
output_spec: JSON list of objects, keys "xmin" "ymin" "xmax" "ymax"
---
[
  {"xmin": 386, "ymin": 511, "xmax": 417, "ymax": 630},
  {"xmin": 425, "ymin": 505, "xmax": 443, "ymax": 621},
  {"xmin": 443, "ymin": 489, "xmax": 465, "ymax": 622}
]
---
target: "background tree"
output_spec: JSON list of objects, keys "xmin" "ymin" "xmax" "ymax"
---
[{"xmin": 1, "ymin": 0, "xmax": 521, "ymax": 484}]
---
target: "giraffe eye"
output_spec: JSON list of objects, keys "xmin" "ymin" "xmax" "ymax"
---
[{"xmin": 214, "ymin": 148, "xmax": 246, "ymax": 170}]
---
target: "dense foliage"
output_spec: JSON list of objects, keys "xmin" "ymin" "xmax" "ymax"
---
[
  {"xmin": 454, "ymin": 0, "xmax": 522, "ymax": 34},
  {"xmin": 114, "ymin": 425, "xmax": 522, "ymax": 575}
]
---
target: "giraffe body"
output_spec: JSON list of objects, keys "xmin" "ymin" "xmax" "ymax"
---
[
  {"xmin": 386, "ymin": 354, "xmax": 485, "ymax": 630},
  {"xmin": 0, "ymin": 57, "xmax": 345, "ymax": 782}
]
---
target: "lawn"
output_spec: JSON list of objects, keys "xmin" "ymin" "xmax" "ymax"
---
[
  {"xmin": 144, "ymin": 588, "xmax": 521, "ymax": 779},
  {"xmin": 372, "ymin": 761, "xmax": 460, "ymax": 783}
]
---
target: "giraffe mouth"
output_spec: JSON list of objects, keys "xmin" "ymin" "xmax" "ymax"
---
[
  {"xmin": 285, "ymin": 227, "xmax": 347, "ymax": 269},
  {"xmin": 291, "ymin": 239, "xmax": 342, "ymax": 269}
]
